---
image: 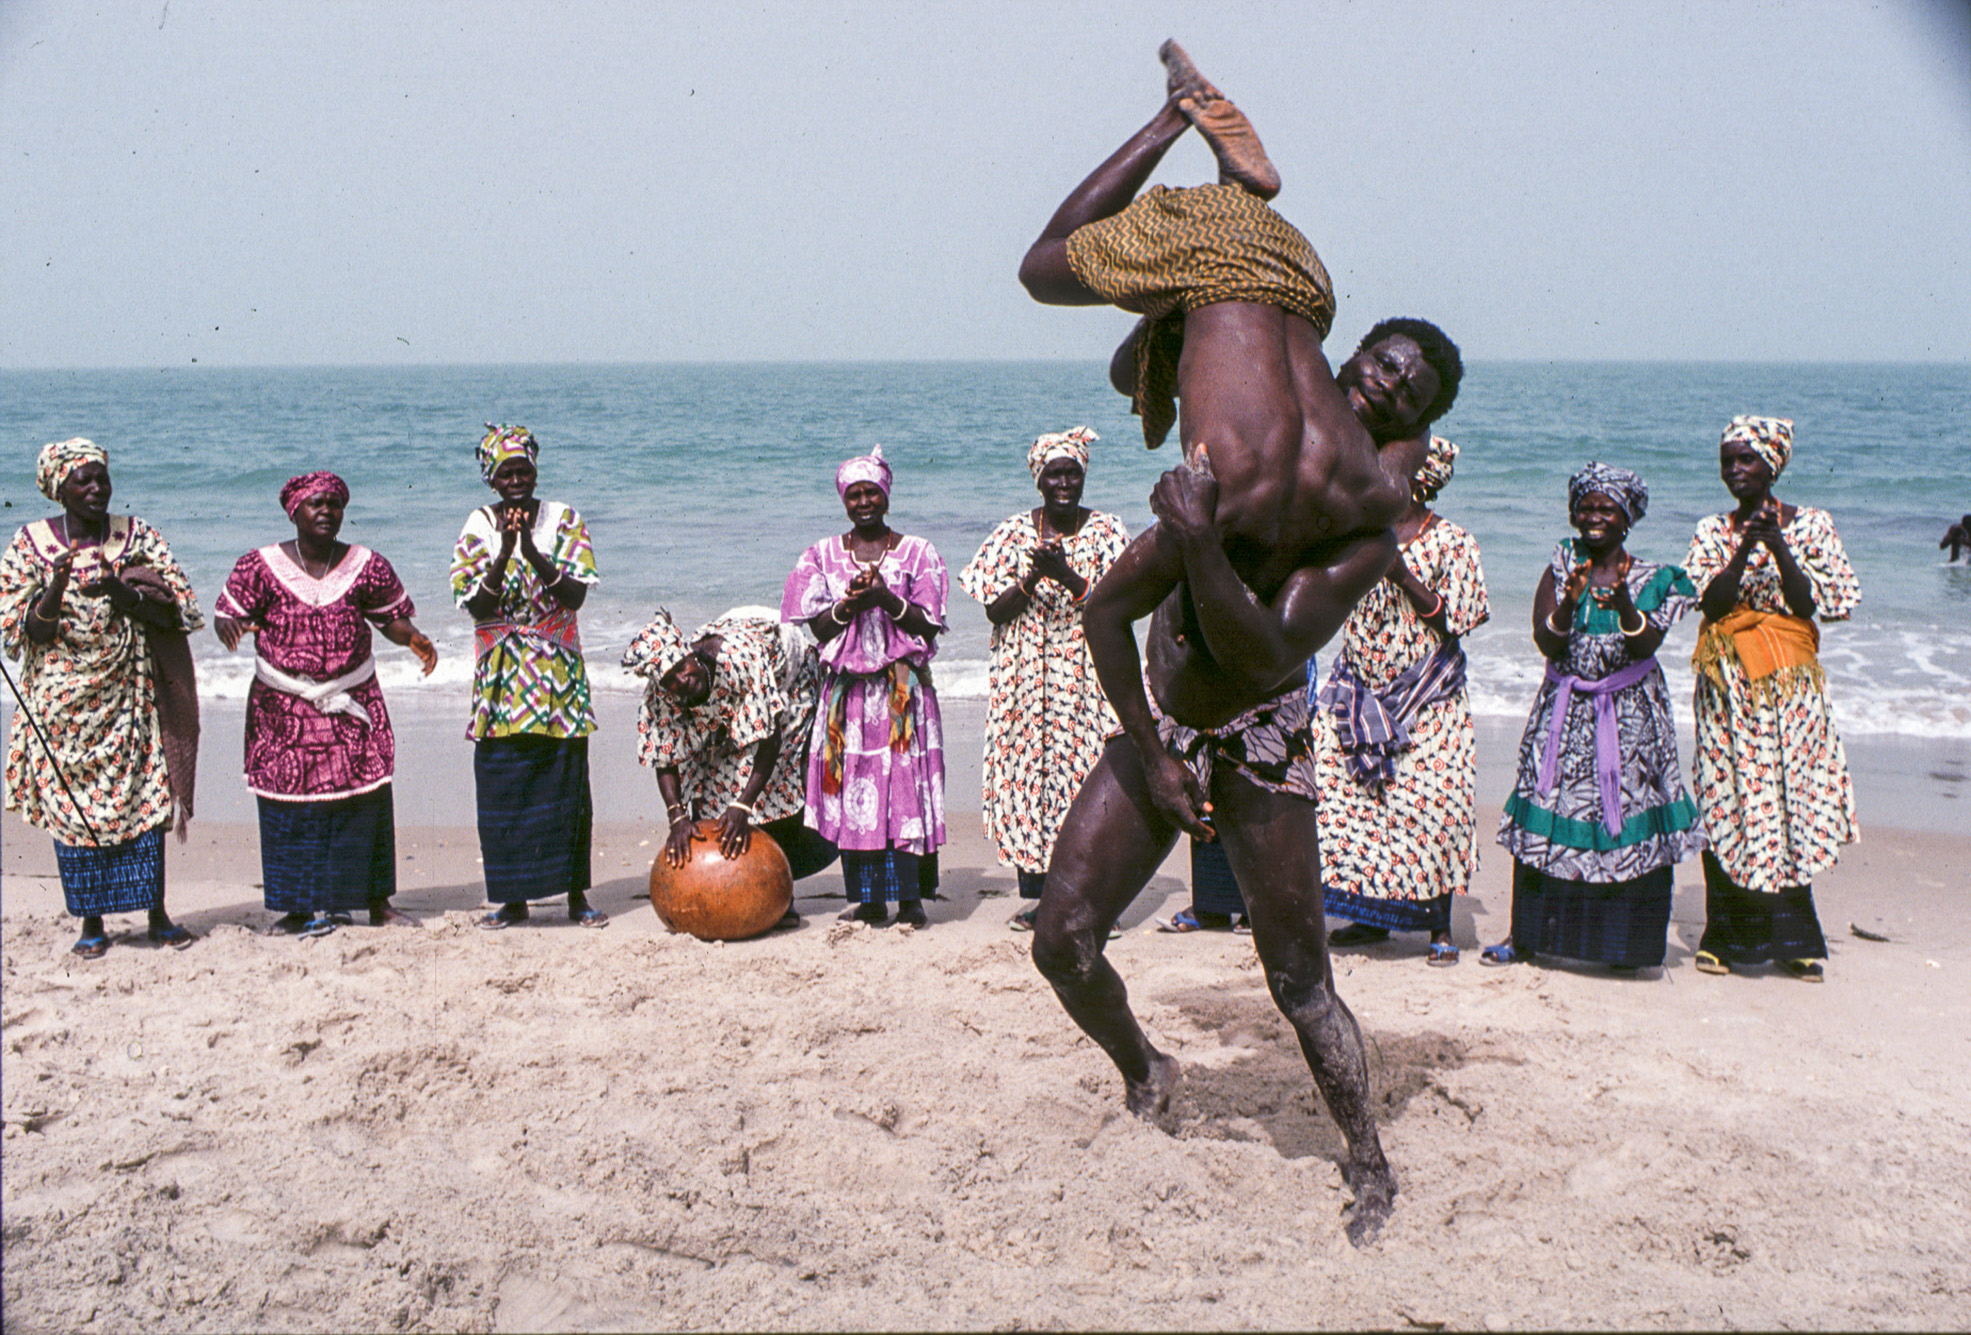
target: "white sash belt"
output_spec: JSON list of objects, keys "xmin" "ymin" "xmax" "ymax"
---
[{"xmin": 255, "ymin": 656, "xmax": 377, "ymax": 728}]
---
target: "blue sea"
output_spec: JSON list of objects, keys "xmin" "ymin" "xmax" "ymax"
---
[{"xmin": 2, "ymin": 362, "xmax": 1967, "ymax": 739}]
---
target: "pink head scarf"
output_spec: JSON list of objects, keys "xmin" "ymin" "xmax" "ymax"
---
[
  {"xmin": 279, "ymin": 470, "xmax": 350, "ymax": 519},
  {"xmin": 835, "ymin": 444, "xmax": 892, "ymax": 499}
]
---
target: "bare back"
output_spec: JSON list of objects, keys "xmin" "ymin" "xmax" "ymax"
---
[{"xmin": 1176, "ymin": 302, "xmax": 1401, "ymax": 582}]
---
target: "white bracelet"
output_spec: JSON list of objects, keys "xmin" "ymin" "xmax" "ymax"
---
[{"xmin": 728, "ymin": 800, "xmax": 756, "ymax": 817}]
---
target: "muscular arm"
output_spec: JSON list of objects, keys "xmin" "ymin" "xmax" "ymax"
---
[
  {"xmin": 1084, "ymin": 529, "xmax": 1184, "ymax": 764},
  {"xmin": 1178, "ymin": 523, "xmax": 1394, "ymax": 693},
  {"xmin": 1152, "ymin": 462, "xmax": 1392, "ymax": 693}
]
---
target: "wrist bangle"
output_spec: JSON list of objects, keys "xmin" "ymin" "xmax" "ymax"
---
[
  {"xmin": 1545, "ymin": 610, "xmax": 1570, "ymax": 636},
  {"xmin": 1620, "ymin": 614, "xmax": 1648, "ymax": 637},
  {"xmin": 830, "ymin": 602, "xmax": 852, "ymax": 625},
  {"xmin": 1418, "ymin": 591, "xmax": 1445, "ymax": 620},
  {"xmin": 886, "ymin": 596, "xmax": 907, "ymax": 620},
  {"xmin": 728, "ymin": 800, "xmax": 756, "ymax": 817}
]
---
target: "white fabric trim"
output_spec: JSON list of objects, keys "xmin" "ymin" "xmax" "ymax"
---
[
  {"xmin": 261, "ymin": 543, "xmax": 373, "ymax": 607},
  {"xmin": 254, "ymin": 654, "xmax": 377, "ymax": 728}
]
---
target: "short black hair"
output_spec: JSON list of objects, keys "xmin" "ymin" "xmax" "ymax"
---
[{"xmin": 1355, "ymin": 317, "xmax": 1463, "ymax": 427}]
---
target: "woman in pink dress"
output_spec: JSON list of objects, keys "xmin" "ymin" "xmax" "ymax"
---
[
  {"xmin": 782, "ymin": 446, "xmax": 948, "ymax": 928},
  {"xmin": 215, "ymin": 472, "xmax": 436, "ymax": 937}
]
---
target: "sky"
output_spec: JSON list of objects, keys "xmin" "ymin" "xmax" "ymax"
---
[{"xmin": 2, "ymin": 0, "xmax": 1967, "ymax": 367}]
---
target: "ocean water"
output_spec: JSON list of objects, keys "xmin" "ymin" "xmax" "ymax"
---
[{"xmin": 2, "ymin": 361, "xmax": 1966, "ymax": 739}]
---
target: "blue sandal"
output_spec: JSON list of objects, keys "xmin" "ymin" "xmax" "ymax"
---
[
  {"xmin": 1158, "ymin": 908, "xmax": 1232, "ymax": 933},
  {"xmin": 71, "ymin": 934, "xmax": 110, "ymax": 959},
  {"xmin": 1427, "ymin": 941, "xmax": 1460, "ymax": 967},
  {"xmin": 1479, "ymin": 943, "xmax": 1519, "ymax": 967},
  {"xmin": 148, "ymin": 923, "xmax": 197, "ymax": 950}
]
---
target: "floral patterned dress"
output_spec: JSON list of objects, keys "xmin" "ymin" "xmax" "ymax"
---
[
  {"xmin": 1498, "ymin": 543, "xmax": 1703, "ymax": 881},
  {"xmin": 1314, "ymin": 517, "xmax": 1488, "ymax": 927},
  {"xmin": 624, "ymin": 613, "xmax": 820, "ymax": 824},
  {"xmin": 1685, "ymin": 508, "xmax": 1859, "ymax": 893},
  {"xmin": 1, "ymin": 516, "xmax": 204, "ymax": 848},
  {"xmin": 957, "ymin": 510, "xmax": 1128, "ymax": 875}
]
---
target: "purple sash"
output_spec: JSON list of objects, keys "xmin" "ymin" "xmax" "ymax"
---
[{"xmin": 1536, "ymin": 656, "xmax": 1659, "ymax": 835}]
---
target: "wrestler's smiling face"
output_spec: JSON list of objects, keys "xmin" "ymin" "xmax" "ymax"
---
[{"xmin": 1338, "ymin": 336, "xmax": 1441, "ymax": 441}]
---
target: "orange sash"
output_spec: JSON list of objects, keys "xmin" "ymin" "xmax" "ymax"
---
[
  {"xmin": 1715, "ymin": 608, "xmax": 1818, "ymax": 679},
  {"xmin": 1694, "ymin": 608, "xmax": 1821, "ymax": 698}
]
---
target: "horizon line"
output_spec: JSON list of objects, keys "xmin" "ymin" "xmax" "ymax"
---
[{"xmin": 3, "ymin": 356, "xmax": 1968, "ymax": 373}]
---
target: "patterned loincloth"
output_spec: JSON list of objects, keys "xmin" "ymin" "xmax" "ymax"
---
[
  {"xmin": 1158, "ymin": 681, "xmax": 1317, "ymax": 802},
  {"xmin": 1064, "ymin": 183, "xmax": 1335, "ymax": 448}
]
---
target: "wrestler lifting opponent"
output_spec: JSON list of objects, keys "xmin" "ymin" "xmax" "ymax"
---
[{"xmin": 1017, "ymin": 41, "xmax": 1462, "ymax": 1246}]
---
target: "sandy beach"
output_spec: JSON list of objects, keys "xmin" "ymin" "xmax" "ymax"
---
[{"xmin": 3, "ymin": 696, "xmax": 1968, "ymax": 1332}]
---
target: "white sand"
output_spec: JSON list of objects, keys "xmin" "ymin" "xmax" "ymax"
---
[{"xmin": 5, "ymin": 792, "xmax": 1970, "ymax": 1331}]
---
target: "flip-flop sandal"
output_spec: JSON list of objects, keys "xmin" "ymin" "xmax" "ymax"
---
[
  {"xmin": 71, "ymin": 934, "xmax": 110, "ymax": 960},
  {"xmin": 571, "ymin": 907, "xmax": 609, "ymax": 929},
  {"xmin": 1427, "ymin": 941, "xmax": 1460, "ymax": 967},
  {"xmin": 1008, "ymin": 908, "xmax": 1038, "ymax": 932},
  {"xmin": 1157, "ymin": 908, "xmax": 1230, "ymax": 933},
  {"xmin": 1693, "ymin": 950, "xmax": 1729, "ymax": 976},
  {"xmin": 1780, "ymin": 958, "xmax": 1824, "ymax": 982},
  {"xmin": 265, "ymin": 913, "xmax": 313, "ymax": 936},
  {"xmin": 1479, "ymin": 943, "xmax": 1519, "ymax": 966},
  {"xmin": 1232, "ymin": 916, "xmax": 1252, "ymax": 936},
  {"xmin": 298, "ymin": 917, "xmax": 338, "ymax": 940},
  {"xmin": 478, "ymin": 908, "xmax": 527, "ymax": 931},
  {"xmin": 148, "ymin": 923, "xmax": 198, "ymax": 950}
]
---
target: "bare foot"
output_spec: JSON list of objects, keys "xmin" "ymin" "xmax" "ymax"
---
[
  {"xmin": 1158, "ymin": 39, "xmax": 1222, "ymax": 105},
  {"xmin": 1180, "ymin": 97, "xmax": 1282, "ymax": 201},
  {"xmin": 1343, "ymin": 1158, "xmax": 1398, "ymax": 1247},
  {"xmin": 1124, "ymin": 1051, "xmax": 1181, "ymax": 1120}
]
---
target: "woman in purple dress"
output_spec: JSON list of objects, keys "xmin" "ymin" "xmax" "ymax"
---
[
  {"xmin": 215, "ymin": 472, "xmax": 437, "ymax": 936},
  {"xmin": 781, "ymin": 446, "xmax": 948, "ymax": 927}
]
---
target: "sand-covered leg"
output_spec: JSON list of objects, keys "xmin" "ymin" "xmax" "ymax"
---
[
  {"xmin": 1181, "ymin": 96, "xmax": 1282, "ymax": 201},
  {"xmin": 1031, "ymin": 740, "xmax": 1183, "ymax": 1121},
  {"xmin": 1214, "ymin": 770, "xmax": 1396, "ymax": 1246}
]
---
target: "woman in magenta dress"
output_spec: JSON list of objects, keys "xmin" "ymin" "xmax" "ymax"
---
[
  {"xmin": 782, "ymin": 445, "xmax": 948, "ymax": 927},
  {"xmin": 215, "ymin": 472, "xmax": 436, "ymax": 936}
]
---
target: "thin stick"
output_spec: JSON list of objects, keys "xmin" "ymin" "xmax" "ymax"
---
[{"xmin": 0, "ymin": 654, "xmax": 106, "ymax": 849}]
